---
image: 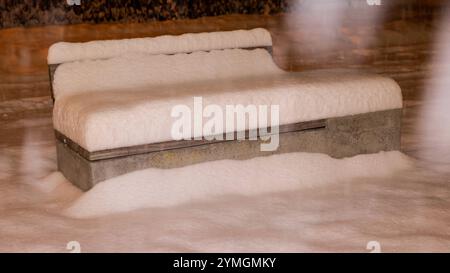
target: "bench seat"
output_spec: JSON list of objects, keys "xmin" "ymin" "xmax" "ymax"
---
[{"xmin": 53, "ymin": 66, "xmax": 402, "ymax": 152}]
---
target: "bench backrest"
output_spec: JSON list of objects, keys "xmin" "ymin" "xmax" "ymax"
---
[{"xmin": 47, "ymin": 28, "xmax": 274, "ymax": 101}]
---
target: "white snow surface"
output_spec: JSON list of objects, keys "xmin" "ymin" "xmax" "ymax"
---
[
  {"xmin": 47, "ymin": 28, "xmax": 272, "ymax": 65},
  {"xmin": 3, "ymin": 138, "xmax": 431, "ymax": 252},
  {"xmin": 52, "ymin": 48, "xmax": 283, "ymax": 99},
  {"xmin": 52, "ymin": 48, "xmax": 402, "ymax": 151},
  {"xmin": 64, "ymin": 151, "xmax": 413, "ymax": 218}
]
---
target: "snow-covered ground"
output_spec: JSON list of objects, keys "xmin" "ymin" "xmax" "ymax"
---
[
  {"xmin": 65, "ymin": 151, "xmax": 412, "ymax": 218},
  {"xmin": 1, "ymin": 125, "xmax": 449, "ymax": 252}
]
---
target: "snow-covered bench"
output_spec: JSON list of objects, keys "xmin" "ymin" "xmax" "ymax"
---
[{"xmin": 48, "ymin": 28, "xmax": 403, "ymax": 190}]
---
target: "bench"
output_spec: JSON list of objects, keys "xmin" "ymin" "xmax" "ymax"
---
[{"xmin": 47, "ymin": 28, "xmax": 403, "ymax": 191}]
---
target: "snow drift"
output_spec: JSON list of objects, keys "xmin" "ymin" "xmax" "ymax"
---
[{"xmin": 64, "ymin": 151, "xmax": 413, "ymax": 218}]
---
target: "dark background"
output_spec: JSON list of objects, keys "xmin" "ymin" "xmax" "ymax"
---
[
  {"xmin": 0, "ymin": 0, "xmax": 288, "ymax": 28},
  {"xmin": 0, "ymin": 0, "xmax": 445, "ymax": 29}
]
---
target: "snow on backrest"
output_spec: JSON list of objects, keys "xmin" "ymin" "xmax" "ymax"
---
[
  {"xmin": 51, "ymin": 48, "xmax": 283, "ymax": 99},
  {"xmin": 47, "ymin": 28, "xmax": 272, "ymax": 65},
  {"xmin": 48, "ymin": 28, "xmax": 277, "ymax": 100}
]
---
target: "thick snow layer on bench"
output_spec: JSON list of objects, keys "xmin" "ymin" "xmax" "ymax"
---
[
  {"xmin": 47, "ymin": 28, "xmax": 272, "ymax": 65},
  {"xmin": 53, "ymin": 68, "xmax": 402, "ymax": 152},
  {"xmin": 52, "ymin": 48, "xmax": 282, "ymax": 99}
]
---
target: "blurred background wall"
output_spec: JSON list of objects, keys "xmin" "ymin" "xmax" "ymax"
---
[
  {"xmin": 0, "ymin": 0, "xmax": 288, "ymax": 28},
  {"xmin": 0, "ymin": 0, "xmax": 445, "ymax": 29}
]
